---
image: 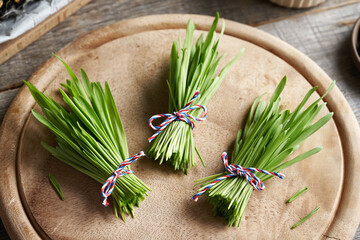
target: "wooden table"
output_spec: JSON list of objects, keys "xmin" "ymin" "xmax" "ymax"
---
[{"xmin": 0, "ymin": 0, "xmax": 359, "ymax": 239}]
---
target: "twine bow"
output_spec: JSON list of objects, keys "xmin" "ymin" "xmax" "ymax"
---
[
  {"xmin": 101, "ymin": 151, "xmax": 145, "ymax": 207},
  {"xmin": 148, "ymin": 90, "xmax": 207, "ymax": 142},
  {"xmin": 192, "ymin": 152, "xmax": 285, "ymax": 202}
]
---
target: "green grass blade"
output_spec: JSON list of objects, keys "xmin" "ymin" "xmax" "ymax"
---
[
  {"xmin": 48, "ymin": 174, "xmax": 65, "ymax": 200},
  {"xmin": 286, "ymin": 187, "xmax": 309, "ymax": 203},
  {"xmin": 291, "ymin": 206, "xmax": 320, "ymax": 229}
]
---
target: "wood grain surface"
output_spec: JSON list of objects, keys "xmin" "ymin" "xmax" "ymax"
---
[{"xmin": 0, "ymin": 0, "xmax": 359, "ymax": 239}]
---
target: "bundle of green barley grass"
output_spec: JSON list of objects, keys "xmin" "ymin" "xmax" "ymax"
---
[
  {"xmin": 193, "ymin": 76, "xmax": 335, "ymax": 227},
  {"xmin": 147, "ymin": 13, "xmax": 244, "ymax": 174},
  {"xmin": 25, "ymin": 56, "xmax": 150, "ymax": 220}
]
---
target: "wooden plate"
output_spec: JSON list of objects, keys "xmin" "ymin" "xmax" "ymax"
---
[{"xmin": 0, "ymin": 14, "xmax": 359, "ymax": 240}]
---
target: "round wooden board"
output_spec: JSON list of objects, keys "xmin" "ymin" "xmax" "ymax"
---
[{"xmin": 0, "ymin": 14, "xmax": 359, "ymax": 240}]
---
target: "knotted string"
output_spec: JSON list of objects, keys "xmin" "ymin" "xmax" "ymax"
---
[
  {"xmin": 101, "ymin": 151, "xmax": 145, "ymax": 207},
  {"xmin": 192, "ymin": 152, "xmax": 285, "ymax": 202},
  {"xmin": 148, "ymin": 90, "xmax": 207, "ymax": 142}
]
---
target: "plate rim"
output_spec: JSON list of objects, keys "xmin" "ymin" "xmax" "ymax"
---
[{"xmin": 0, "ymin": 13, "xmax": 359, "ymax": 240}]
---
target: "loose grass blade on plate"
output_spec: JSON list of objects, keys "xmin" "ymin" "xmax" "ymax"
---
[
  {"xmin": 48, "ymin": 173, "xmax": 65, "ymax": 201},
  {"xmin": 25, "ymin": 55, "xmax": 151, "ymax": 221}
]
